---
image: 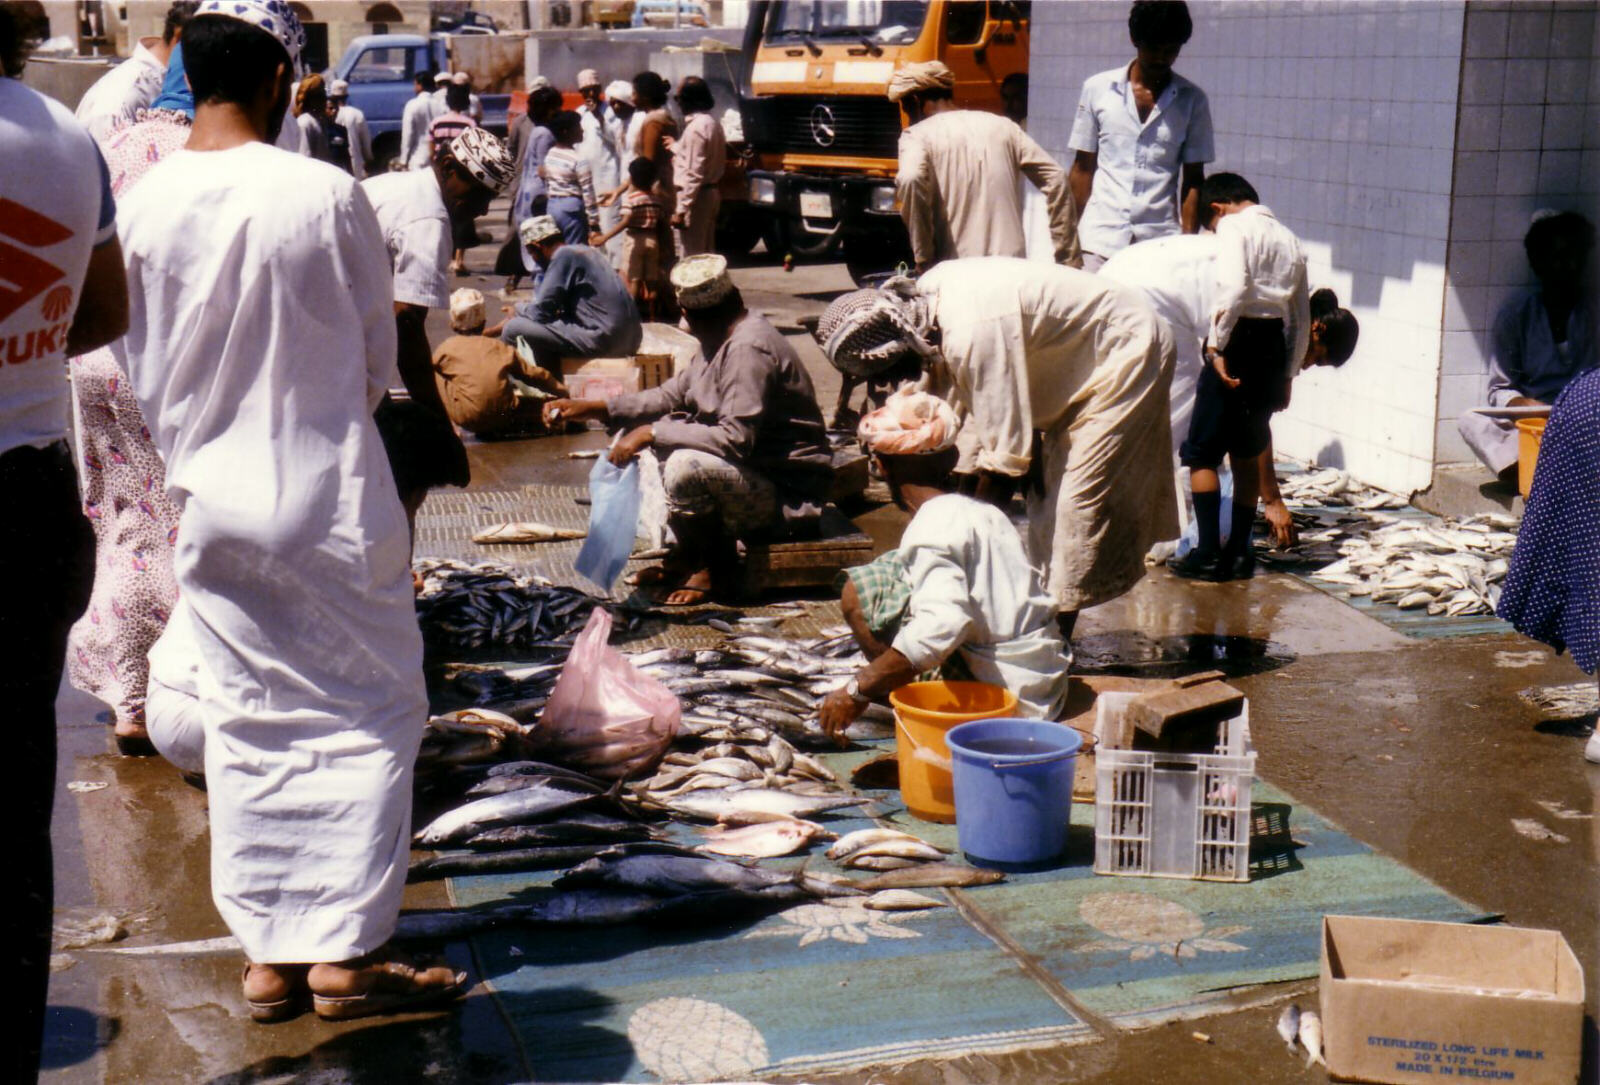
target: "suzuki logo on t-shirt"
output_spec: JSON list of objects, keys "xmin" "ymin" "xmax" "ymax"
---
[{"xmin": 0, "ymin": 197, "xmax": 76, "ymax": 364}]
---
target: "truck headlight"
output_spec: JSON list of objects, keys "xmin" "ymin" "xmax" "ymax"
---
[
  {"xmin": 749, "ymin": 177, "xmax": 777, "ymax": 204},
  {"xmin": 869, "ymin": 184, "xmax": 897, "ymax": 213}
]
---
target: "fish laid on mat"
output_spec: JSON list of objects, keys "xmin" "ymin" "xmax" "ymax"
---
[
  {"xmin": 414, "ymin": 559, "xmax": 605, "ymax": 652},
  {"xmin": 856, "ymin": 864, "xmax": 1006, "ymax": 890},
  {"xmin": 659, "ymin": 789, "xmax": 871, "ymax": 824},
  {"xmin": 827, "ymin": 828, "xmax": 945, "ymax": 863},
  {"xmin": 698, "ymin": 819, "xmax": 832, "ymax": 858},
  {"xmin": 414, "ymin": 780, "xmax": 604, "ymax": 847},
  {"xmin": 409, "ymin": 840, "xmax": 690, "ymax": 882},
  {"xmin": 472, "ymin": 522, "xmax": 587, "ymax": 545},
  {"xmin": 864, "ymin": 890, "xmax": 947, "ymax": 911},
  {"xmin": 554, "ymin": 848, "xmax": 860, "ymax": 898}
]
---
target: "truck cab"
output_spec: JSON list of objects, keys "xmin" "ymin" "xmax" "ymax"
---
[
  {"xmin": 332, "ymin": 33, "xmax": 512, "ymax": 168},
  {"xmin": 741, "ymin": 0, "xmax": 1030, "ymax": 280}
]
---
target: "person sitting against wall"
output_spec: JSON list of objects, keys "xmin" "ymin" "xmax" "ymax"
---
[
  {"xmin": 1458, "ymin": 210, "xmax": 1597, "ymax": 486},
  {"xmin": 821, "ymin": 391, "xmax": 1074, "ymax": 742}
]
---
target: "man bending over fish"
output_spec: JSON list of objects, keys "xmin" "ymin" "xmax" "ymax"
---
[
  {"xmin": 820, "ymin": 392, "xmax": 1073, "ymax": 741},
  {"xmin": 542, "ymin": 254, "xmax": 833, "ymax": 604}
]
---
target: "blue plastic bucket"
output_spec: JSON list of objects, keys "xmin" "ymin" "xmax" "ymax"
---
[{"xmin": 946, "ymin": 718, "xmax": 1082, "ymax": 868}]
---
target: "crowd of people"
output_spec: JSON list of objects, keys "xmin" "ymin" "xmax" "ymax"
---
[{"xmin": 5, "ymin": 0, "xmax": 1595, "ymax": 1079}]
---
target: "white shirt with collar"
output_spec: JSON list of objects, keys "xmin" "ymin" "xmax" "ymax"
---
[
  {"xmin": 1068, "ymin": 62, "xmax": 1214, "ymax": 258},
  {"xmin": 401, "ymin": 90, "xmax": 443, "ymax": 170},
  {"xmin": 1210, "ymin": 203, "xmax": 1310, "ymax": 374},
  {"xmin": 361, "ymin": 167, "xmax": 452, "ymax": 310},
  {"xmin": 74, "ymin": 37, "xmax": 166, "ymax": 146}
]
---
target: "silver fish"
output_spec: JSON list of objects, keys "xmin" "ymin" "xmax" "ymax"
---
[
  {"xmin": 1299, "ymin": 1009, "xmax": 1325, "ymax": 1067},
  {"xmin": 1276, "ymin": 1003, "xmax": 1301, "ymax": 1049},
  {"xmin": 661, "ymin": 789, "xmax": 870, "ymax": 823},
  {"xmin": 414, "ymin": 781, "xmax": 599, "ymax": 847}
]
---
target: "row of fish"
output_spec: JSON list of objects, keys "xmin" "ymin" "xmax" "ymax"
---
[
  {"xmin": 414, "ymin": 559, "xmax": 603, "ymax": 652},
  {"xmin": 1309, "ymin": 513, "xmax": 1518, "ymax": 616}
]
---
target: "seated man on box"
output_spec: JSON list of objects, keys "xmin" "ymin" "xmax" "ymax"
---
[
  {"xmin": 541, "ymin": 254, "xmax": 833, "ymax": 605},
  {"xmin": 821, "ymin": 391, "xmax": 1073, "ymax": 741},
  {"xmin": 485, "ymin": 214, "xmax": 642, "ymax": 368},
  {"xmin": 433, "ymin": 289, "xmax": 566, "ymax": 439}
]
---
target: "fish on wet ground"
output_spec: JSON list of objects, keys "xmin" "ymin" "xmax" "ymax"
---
[
  {"xmin": 1276, "ymin": 1002, "xmax": 1301, "ymax": 1050},
  {"xmin": 414, "ymin": 779, "xmax": 610, "ymax": 847}
]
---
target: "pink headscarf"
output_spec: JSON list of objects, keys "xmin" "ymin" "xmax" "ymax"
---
[{"xmin": 857, "ymin": 390, "xmax": 961, "ymax": 456}]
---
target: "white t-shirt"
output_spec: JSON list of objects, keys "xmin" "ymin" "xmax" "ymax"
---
[
  {"xmin": 1, "ymin": 78, "xmax": 116, "ymax": 455},
  {"xmin": 400, "ymin": 91, "xmax": 442, "ymax": 170},
  {"xmin": 361, "ymin": 167, "xmax": 452, "ymax": 310},
  {"xmin": 1210, "ymin": 203, "xmax": 1310, "ymax": 370},
  {"xmin": 75, "ymin": 38, "xmax": 165, "ymax": 145}
]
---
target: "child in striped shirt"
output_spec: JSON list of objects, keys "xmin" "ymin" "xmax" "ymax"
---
[
  {"xmin": 542, "ymin": 111, "xmax": 599, "ymax": 244},
  {"xmin": 597, "ymin": 156, "xmax": 664, "ymax": 317}
]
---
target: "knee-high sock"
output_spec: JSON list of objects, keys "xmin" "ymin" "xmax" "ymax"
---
[{"xmin": 1192, "ymin": 488, "xmax": 1222, "ymax": 555}]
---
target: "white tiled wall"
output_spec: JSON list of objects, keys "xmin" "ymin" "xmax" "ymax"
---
[
  {"xmin": 1030, "ymin": 0, "xmax": 1464, "ymax": 495},
  {"xmin": 1435, "ymin": 1, "xmax": 1600, "ymax": 464}
]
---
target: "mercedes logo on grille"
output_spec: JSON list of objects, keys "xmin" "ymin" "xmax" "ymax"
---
[{"xmin": 809, "ymin": 103, "xmax": 837, "ymax": 148}]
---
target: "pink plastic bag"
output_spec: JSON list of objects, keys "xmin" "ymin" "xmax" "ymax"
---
[{"xmin": 533, "ymin": 608, "xmax": 680, "ymax": 781}]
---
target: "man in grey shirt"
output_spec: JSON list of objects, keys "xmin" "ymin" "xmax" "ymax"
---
[
  {"xmin": 542, "ymin": 254, "xmax": 833, "ymax": 604},
  {"xmin": 486, "ymin": 214, "xmax": 641, "ymax": 367}
]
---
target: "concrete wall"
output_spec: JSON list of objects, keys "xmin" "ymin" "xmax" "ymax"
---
[
  {"xmin": 1435, "ymin": 0, "xmax": 1600, "ymax": 464},
  {"xmin": 1030, "ymin": 0, "xmax": 1466, "ymax": 495}
]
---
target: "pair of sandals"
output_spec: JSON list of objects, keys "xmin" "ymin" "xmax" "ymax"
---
[{"xmin": 244, "ymin": 951, "xmax": 467, "ymax": 1024}]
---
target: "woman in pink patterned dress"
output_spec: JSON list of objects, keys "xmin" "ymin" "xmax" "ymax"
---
[{"xmin": 66, "ymin": 57, "xmax": 191, "ymax": 754}]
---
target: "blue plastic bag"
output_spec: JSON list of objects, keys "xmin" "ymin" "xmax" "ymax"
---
[{"xmin": 576, "ymin": 457, "xmax": 642, "ymax": 592}]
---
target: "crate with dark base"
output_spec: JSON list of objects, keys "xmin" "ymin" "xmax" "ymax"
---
[{"xmin": 736, "ymin": 506, "xmax": 873, "ymax": 597}]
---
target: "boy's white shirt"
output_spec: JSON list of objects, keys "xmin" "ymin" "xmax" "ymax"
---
[{"xmin": 1210, "ymin": 203, "xmax": 1311, "ymax": 374}]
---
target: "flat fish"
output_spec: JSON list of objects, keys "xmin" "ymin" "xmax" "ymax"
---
[
  {"xmin": 1299, "ymin": 1009, "xmax": 1325, "ymax": 1067},
  {"xmin": 663, "ymin": 790, "xmax": 870, "ymax": 823},
  {"xmin": 864, "ymin": 890, "xmax": 947, "ymax": 911},
  {"xmin": 554, "ymin": 850, "xmax": 853, "ymax": 898},
  {"xmin": 857, "ymin": 863, "xmax": 1006, "ymax": 890},
  {"xmin": 472, "ymin": 522, "xmax": 587, "ymax": 544},
  {"xmin": 697, "ymin": 819, "xmax": 829, "ymax": 859},
  {"xmin": 414, "ymin": 781, "xmax": 599, "ymax": 847},
  {"xmin": 827, "ymin": 827, "xmax": 943, "ymax": 862}
]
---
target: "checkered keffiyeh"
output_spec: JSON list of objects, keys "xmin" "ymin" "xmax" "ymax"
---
[
  {"xmin": 195, "ymin": 0, "xmax": 304, "ymax": 65},
  {"xmin": 816, "ymin": 279, "xmax": 938, "ymax": 378},
  {"xmin": 838, "ymin": 551, "xmax": 973, "ymax": 682}
]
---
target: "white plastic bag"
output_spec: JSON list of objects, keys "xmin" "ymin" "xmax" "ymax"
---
[
  {"xmin": 532, "ymin": 609, "xmax": 680, "ymax": 781},
  {"xmin": 575, "ymin": 457, "xmax": 641, "ymax": 591}
]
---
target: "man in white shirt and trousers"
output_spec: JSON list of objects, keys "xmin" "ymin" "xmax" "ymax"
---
[
  {"xmin": 400, "ymin": 69, "xmax": 444, "ymax": 170},
  {"xmin": 75, "ymin": 1, "xmax": 195, "ymax": 144},
  {"xmin": 575, "ymin": 68, "xmax": 625, "ymax": 269},
  {"xmin": 325, "ymin": 77, "xmax": 373, "ymax": 179},
  {"xmin": 120, "ymin": 0, "xmax": 465, "ymax": 1024}
]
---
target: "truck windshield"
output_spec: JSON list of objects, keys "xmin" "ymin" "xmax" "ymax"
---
[{"xmin": 765, "ymin": 1, "xmax": 929, "ymax": 45}]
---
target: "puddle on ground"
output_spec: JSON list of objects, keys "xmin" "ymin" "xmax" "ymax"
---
[{"xmin": 1073, "ymin": 632, "xmax": 1296, "ymax": 679}]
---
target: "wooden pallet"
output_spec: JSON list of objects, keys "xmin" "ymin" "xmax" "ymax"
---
[{"xmin": 737, "ymin": 506, "xmax": 874, "ymax": 596}]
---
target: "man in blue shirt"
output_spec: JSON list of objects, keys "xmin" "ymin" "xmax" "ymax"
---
[{"xmin": 1067, "ymin": 0, "xmax": 1214, "ymax": 271}]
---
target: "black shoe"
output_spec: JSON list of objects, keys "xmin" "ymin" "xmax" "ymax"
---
[
  {"xmin": 1169, "ymin": 548, "xmax": 1228, "ymax": 582},
  {"xmin": 1223, "ymin": 550, "xmax": 1257, "ymax": 581}
]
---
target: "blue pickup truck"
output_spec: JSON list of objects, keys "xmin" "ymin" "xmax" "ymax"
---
[{"xmin": 330, "ymin": 33, "xmax": 512, "ymax": 168}]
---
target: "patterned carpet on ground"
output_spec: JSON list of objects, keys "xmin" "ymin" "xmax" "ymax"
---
[{"xmin": 445, "ymin": 752, "xmax": 1490, "ymax": 1083}]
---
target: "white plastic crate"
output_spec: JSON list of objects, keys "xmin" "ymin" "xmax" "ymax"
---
[{"xmin": 1092, "ymin": 702, "xmax": 1256, "ymax": 883}]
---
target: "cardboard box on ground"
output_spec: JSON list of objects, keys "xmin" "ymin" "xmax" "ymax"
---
[
  {"xmin": 1320, "ymin": 915, "xmax": 1583, "ymax": 1085},
  {"xmin": 559, "ymin": 322, "xmax": 696, "ymax": 400}
]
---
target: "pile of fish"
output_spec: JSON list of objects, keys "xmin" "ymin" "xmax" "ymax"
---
[
  {"xmin": 1309, "ymin": 514, "xmax": 1518, "ymax": 616},
  {"xmin": 414, "ymin": 559, "xmax": 603, "ymax": 651},
  {"xmin": 1275, "ymin": 467, "xmax": 1409, "ymax": 512}
]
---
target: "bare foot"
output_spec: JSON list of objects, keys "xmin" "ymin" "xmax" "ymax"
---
[
  {"xmin": 243, "ymin": 962, "xmax": 308, "ymax": 1022},
  {"xmin": 308, "ymin": 947, "xmax": 466, "ymax": 1020},
  {"xmin": 658, "ymin": 568, "xmax": 713, "ymax": 606}
]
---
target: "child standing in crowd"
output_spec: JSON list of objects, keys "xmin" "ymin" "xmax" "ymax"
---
[
  {"xmin": 598, "ymin": 156, "xmax": 665, "ymax": 318},
  {"xmin": 1172, "ymin": 172, "xmax": 1310, "ymax": 582},
  {"xmin": 543, "ymin": 110, "xmax": 601, "ymax": 246}
]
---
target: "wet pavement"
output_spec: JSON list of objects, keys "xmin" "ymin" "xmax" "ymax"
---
[{"xmin": 41, "ymin": 239, "xmax": 1598, "ymax": 1084}]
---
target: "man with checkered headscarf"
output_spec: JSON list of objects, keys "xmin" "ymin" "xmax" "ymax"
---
[
  {"xmin": 118, "ymin": 0, "xmax": 465, "ymax": 1023},
  {"xmin": 820, "ymin": 390, "xmax": 1073, "ymax": 741},
  {"xmin": 818, "ymin": 258, "xmax": 1179, "ymax": 637}
]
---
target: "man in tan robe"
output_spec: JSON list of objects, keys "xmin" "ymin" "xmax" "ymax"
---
[
  {"xmin": 818, "ymin": 260, "xmax": 1176, "ymax": 636},
  {"xmin": 889, "ymin": 60, "xmax": 1078, "ymax": 274}
]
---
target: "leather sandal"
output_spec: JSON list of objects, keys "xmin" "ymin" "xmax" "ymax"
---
[{"xmin": 310, "ymin": 953, "xmax": 467, "ymax": 1021}]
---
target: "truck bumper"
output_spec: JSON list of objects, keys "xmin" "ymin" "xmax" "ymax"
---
[{"xmin": 747, "ymin": 170, "xmax": 903, "ymax": 242}]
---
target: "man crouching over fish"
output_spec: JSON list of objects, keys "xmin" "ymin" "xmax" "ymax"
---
[
  {"xmin": 541, "ymin": 254, "xmax": 833, "ymax": 604},
  {"xmin": 821, "ymin": 392, "xmax": 1072, "ymax": 740}
]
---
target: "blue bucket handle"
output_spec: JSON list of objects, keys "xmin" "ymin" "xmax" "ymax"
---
[{"xmin": 982, "ymin": 750, "xmax": 1076, "ymax": 770}]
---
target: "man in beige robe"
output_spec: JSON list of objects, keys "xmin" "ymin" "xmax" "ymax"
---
[
  {"xmin": 889, "ymin": 60, "xmax": 1078, "ymax": 273},
  {"xmin": 818, "ymin": 259, "xmax": 1176, "ymax": 636}
]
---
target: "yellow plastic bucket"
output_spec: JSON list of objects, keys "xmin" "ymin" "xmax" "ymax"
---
[
  {"xmin": 890, "ymin": 681, "xmax": 1019, "ymax": 823},
  {"xmin": 1516, "ymin": 417, "xmax": 1546, "ymax": 498}
]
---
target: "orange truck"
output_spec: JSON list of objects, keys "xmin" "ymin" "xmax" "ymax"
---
[{"xmin": 740, "ymin": 1, "xmax": 1031, "ymax": 280}]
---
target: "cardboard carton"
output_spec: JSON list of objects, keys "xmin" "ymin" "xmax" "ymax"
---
[
  {"xmin": 560, "ymin": 352, "xmax": 673, "ymax": 402},
  {"xmin": 1320, "ymin": 915, "xmax": 1583, "ymax": 1085}
]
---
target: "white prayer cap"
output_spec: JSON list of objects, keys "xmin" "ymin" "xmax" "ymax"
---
[
  {"xmin": 886, "ymin": 60, "xmax": 954, "ymax": 102},
  {"xmin": 605, "ymin": 79, "xmax": 634, "ymax": 105},
  {"xmin": 519, "ymin": 215, "xmax": 563, "ymax": 246},
  {"xmin": 194, "ymin": 0, "xmax": 305, "ymax": 65},
  {"xmin": 857, "ymin": 390, "xmax": 960, "ymax": 456},
  {"xmin": 671, "ymin": 254, "xmax": 734, "ymax": 310},
  {"xmin": 452, "ymin": 71, "xmax": 472, "ymax": 86},
  {"xmin": 450, "ymin": 289, "xmax": 486, "ymax": 332},
  {"xmin": 578, "ymin": 68, "xmax": 601, "ymax": 89},
  {"xmin": 528, "ymin": 74, "xmax": 552, "ymax": 92},
  {"xmin": 449, "ymin": 128, "xmax": 515, "ymax": 192},
  {"xmin": 327, "ymin": 78, "xmax": 349, "ymax": 97}
]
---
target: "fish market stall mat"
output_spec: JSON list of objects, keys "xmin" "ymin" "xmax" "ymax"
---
[{"xmin": 444, "ymin": 759, "xmax": 1490, "ymax": 1082}]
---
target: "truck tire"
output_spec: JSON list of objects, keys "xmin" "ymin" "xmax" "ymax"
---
[
  {"xmin": 371, "ymin": 131, "xmax": 401, "ymax": 173},
  {"xmin": 715, "ymin": 203, "xmax": 765, "ymax": 257},
  {"xmin": 843, "ymin": 230, "xmax": 913, "ymax": 285}
]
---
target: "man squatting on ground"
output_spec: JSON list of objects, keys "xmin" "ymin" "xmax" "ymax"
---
[
  {"xmin": 821, "ymin": 392, "xmax": 1074, "ymax": 741},
  {"xmin": 540, "ymin": 255, "xmax": 834, "ymax": 606}
]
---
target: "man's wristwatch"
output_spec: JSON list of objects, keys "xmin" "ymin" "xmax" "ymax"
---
[{"xmin": 844, "ymin": 677, "xmax": 867, "ymax": 704}]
